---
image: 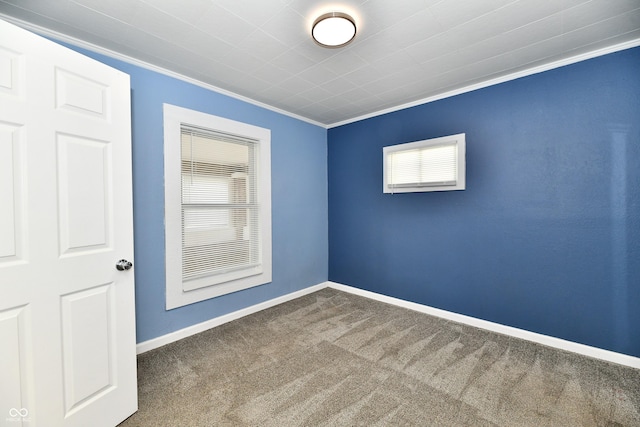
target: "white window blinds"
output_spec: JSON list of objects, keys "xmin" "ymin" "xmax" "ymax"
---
[
  {"xmin": 388, "ymin": 143, "xmax": 457, "ymax": 188},
  {"xmin": 383, "ymin": 133, "xmax": 465, "ymax": 193},
  {"xmin": 181, "ymin": 125, "xmax": 261, "ymax": 286}
]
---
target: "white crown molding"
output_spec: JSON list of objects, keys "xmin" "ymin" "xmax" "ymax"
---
[
  {"xmin": 328, "ymin": 37, "xmax": 640, "ymax": 128},
  {"xmin": 4, "ymin": 15, "xmax": 638, "ymax": 133},
  {"xmin": 0, "ymin": 13, "xmax": 327, "ymax": 129}
]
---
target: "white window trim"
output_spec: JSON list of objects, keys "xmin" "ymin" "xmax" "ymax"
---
[
  {"xmin": 383, "ymin": 133, "xmax": 466, "ymax": 193},
  {"xmin": 163, "ymin": 104, "xmax": 272, "ymax": 310}
]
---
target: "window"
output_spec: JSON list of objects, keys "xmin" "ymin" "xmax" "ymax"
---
[
  {"xmin": 383, "ymin": 133, "xmax": 465, "ymax": 193},
  {"xmin": 164, "ymin": 104, "xmax": 271, "ymax": 309}
]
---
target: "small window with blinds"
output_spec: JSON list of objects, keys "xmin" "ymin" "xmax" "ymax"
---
[
  {"xmin": 383, "ymin": 133, "xmax": 465, "ymax": 193},
  {"xmin": 164, "ymin": 104, "xmax": 271, "ymax": 310}
]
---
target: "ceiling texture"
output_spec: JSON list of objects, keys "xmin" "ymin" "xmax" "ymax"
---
[{"xmin": 1, "ymin": 0, "xmax": 639, "ymax": 127}]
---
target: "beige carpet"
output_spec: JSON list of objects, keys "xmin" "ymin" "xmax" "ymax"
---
[{"xmin": 119, "ymin": 288, "xmax": 640, "ymax": 426}]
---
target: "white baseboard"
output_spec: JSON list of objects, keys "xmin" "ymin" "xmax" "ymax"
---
[
  {"xmin": 137, "ymin": 280, "xmax": 640, "ymax": 370},
  {"xmin": 136, "ymin": 282, "xmax": 327, "ymax": 354},
  {"xmin": 327, "ymin": 281, "xmax": 640, "ymax": 370}
]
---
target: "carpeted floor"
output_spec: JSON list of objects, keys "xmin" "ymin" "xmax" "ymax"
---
[{"xmin": 119, "ymin": 288, "xmax": 640, "ymax": 426}]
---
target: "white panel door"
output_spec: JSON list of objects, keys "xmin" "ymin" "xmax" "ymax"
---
[{"xmin": 0, "ymin": 19, "xmax": 137, "ymax": 427}]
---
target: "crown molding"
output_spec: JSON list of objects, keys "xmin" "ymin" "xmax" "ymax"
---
[
  {"xmin": 0, "ymin": 14, "xmax": 328, "ymax": 129},
  {"xmin": 328, "ymin": 37, "xmax": 640, "ymax": 128},
  {"xmin": 2, "ymin": 13, "xmax": 639, "ymax": 131}
]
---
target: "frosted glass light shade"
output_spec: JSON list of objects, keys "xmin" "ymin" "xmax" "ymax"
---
[{"xmin": 312, "ymin": 12, "xmax": 356, "ymax": 48}]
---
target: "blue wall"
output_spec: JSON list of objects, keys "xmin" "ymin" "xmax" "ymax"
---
[
  {"xmin": 65, "ymin": 37, "xmax": 639, "ymax": 358},
  {"xmin": 328, "ymin": 47, "xmax": 640, "ymax": 357},
  {"xmin": 66, "ymin": 46, "xmax": 328, "ymax": 343}
]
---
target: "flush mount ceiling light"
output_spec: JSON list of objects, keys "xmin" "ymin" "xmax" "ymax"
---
[{"xmin": 312, "ymin": 12, "xmax": 356, "ymax": 48}]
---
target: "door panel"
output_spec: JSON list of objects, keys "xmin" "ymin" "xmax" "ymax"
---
[
  {"xmin": 0, "ymin": 122, "xmax": 24, "ymax": 262},
  {"xmin": 57, "ymin": 133, "xmax": 111, "ymax": 254},
  {"xmin": 0, "ymin": 19, "xmax": 137, "ymax": 427},
  {"xmin": 0, "ymin": 46, "xmax": 22, "ymax": 97},
  {"xmin": 0, "ymin": 305, "xmax": 30, "ymax": 427},
  {"xmin": 61, "ymin": 283, "xmax": 115, "ymax": 415},
  {"xmin": 54, "ymin": 68, "xmax": 108, "ymax": 119}
]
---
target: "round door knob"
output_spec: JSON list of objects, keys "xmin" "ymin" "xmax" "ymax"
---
[{"xmin": 116, "ymin": 259, "xmax": 133, "ymax": 271}]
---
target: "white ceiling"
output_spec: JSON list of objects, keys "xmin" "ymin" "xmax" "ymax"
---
[{"xmin": 1, "ymin": 0, "xmax": 639, "ymax": 126}]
